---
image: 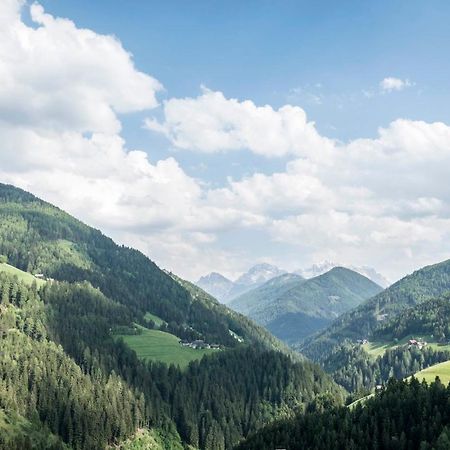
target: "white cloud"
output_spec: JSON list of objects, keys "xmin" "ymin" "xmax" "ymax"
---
[
  {"xmin": 380, "ymin": 77, "xmax": 413, "ymax": 92},
  {"xmin": 0, "ymin": 1, "xmax": 162, "ymax": 135},
  {"xmin": 1, "ymin": 1, "xmax": 450, "ymax": 282},
  {"xmin": 145, "ymin": 87, "xmax": 334, "ymax": 158}
]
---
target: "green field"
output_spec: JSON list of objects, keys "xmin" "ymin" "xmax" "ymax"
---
[
  {"xmin": 413, "ymin": 360, "xmax": 450, "ymax": 385},
  {"xmin": 363, "ymin": 334, "xmax": 450, "ymax": 358},
  {"xmin": 144, "ymin": 312, "xmax": 167, "ymax": 328},
  {"xmin": 118, "ymin": 325, "xmax": 217, "ymax": 368},
  {"xmin": 0, "ymin": 263, "xmax": 46, "ymax": 287}
]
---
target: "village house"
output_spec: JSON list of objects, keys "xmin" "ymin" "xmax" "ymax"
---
[
  {"xmin": 178, "ymin": 339, "xmax": 221, "ymax": 350},
  {"xmin": 408, "ymin": 339, "xmax": 427, "ymax": 350}
]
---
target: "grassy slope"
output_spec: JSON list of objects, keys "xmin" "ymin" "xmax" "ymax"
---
[
  {"xmin": 143, "ymin": 312, "xmax": 167, "ymax": 327},
  {"xmin": 118, "ymin": 325, "xmax": 217, "ymax": 368},
  {"xmin": 363, "ymin": 335, "xmax": 450, "ymax": 358},
  {"xmin": 0, "ymin": 263, "xmax": 46, "ymax": 287},
  {"xmin": 413, "ymin": 360, "xmax": 450, "ymax": 385}
]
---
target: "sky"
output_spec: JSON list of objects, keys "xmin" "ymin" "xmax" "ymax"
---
[{"xmin": 2, "ymin": 0, "xmax": 450, "ymax": 283}]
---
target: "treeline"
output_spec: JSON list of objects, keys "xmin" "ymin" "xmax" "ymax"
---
[
  {"xmin": 43, "ymin": 280, "xmax": 342, "ymax": 449},
  {"xmin": 236, "ymin": 377, "xmax": 450, "ymax": 450},
  {"xmin": 324, "ymin": 342, "xmax": 450, "ymax": 394}
]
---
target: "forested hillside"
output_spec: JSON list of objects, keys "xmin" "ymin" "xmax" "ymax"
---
[
  {"xmin": 230, "ymin": 267, "xmax": 382, "ymax": 344},
  {"xmin": 300, "ymin": 259, "xmax": 450, "ymax": 361},
  {"xmin": 298, "ymin": 262, "xmax": 450, "ymax": 396},
  {"xmin": 235, "ymin": 377, "xmax": 450, "ymax": 450},
  {"xmin": 0, "ymin": 183, "xmax": 343, "ymax": 449}
]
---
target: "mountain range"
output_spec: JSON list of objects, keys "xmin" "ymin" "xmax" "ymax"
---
[
  {"xmin": 296, "ymin": 260, "xmax": 390, "ymax": 288},
  {"xmin": 229, "ymin": 267, "xmax": 383, "ymax": 344},
  {"xmin": 197, "ymin": 261, "xmax": 389, "ymax": 304},
  {"xmin": 196, "ymin": 262, "xmax": 287, "ymax": 303}
]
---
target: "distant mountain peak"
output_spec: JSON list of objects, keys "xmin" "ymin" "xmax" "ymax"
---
[
  {"xmin": 297, "ymin": 261, "xmax": 389, "ymax": 287},
  {"xmin": 235, "ymin": 263, "xmax": 286, "ymax": 287},
  {"xmin": 196, "ymin": 272, "xmax": 235, "ymax": 303},
  {"xmin": 195, "ymin": 263, "xmax": 286, "ymax": 304},
  {"xmin": 197, "ymin": 272, "xmax": 232, "ymax": 283}
]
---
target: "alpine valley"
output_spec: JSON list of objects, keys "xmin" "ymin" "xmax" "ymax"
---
[{"xmin": 0, "ymin": 184, "xmax": 343, "ymax": 450}]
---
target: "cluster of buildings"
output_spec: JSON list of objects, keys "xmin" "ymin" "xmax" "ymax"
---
[
  {"xmin": 34, "ymin": 273, "xmax": 55, "ymax": 282},
  {"xmin": 179, "ymin": 339, "xmax": 221, "ymax": 350},
  {"xmin": 356, "ymin": 339, "xmax": 369, "ymax": 345},
  {"xmin": 408, "ymin": 339, "xmax": 427, "ymax": 350}
]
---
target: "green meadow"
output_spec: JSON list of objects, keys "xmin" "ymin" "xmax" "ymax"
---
[
  {"xmin": 0, "ymin": 263, "xmax": 46, "ymax": 287},
  {"xmin": 144, "ymin": 312, "xmax": 167, "ymax": 328},
  {"xmin": 413, "ymin": 360, "xmax": 450, "ymax": 386},
  {"xmin": 117, "ymin": 325, "xmax": 217, "ymax": 369},
  {"xmin": 363, "ymin": 334, "xmax": 450, "ymax": 358}
]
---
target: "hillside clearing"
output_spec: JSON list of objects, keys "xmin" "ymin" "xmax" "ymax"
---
[
  {"xmin": 413, "ymin": 360, "xmax": 450, "ymax": 385},
  {"xmin": 117, "ymin": 325, "xmax": 217, "ymax": 368},
  {"xmin": 363, "ymin": 334, "xmax": 450, "ymax": 358},
  {"xmin": 143, "ymin": 312, "xmax": 167, "ymax": 328},
  {"xmin": 0, "ymin": 263, "xmax": 46, "ymax": 287}
]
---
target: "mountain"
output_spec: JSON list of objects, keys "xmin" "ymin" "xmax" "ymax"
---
[
  {"xmin": 196, "ymin": 262, "xmax": 286, "ymax": 303},
  {"xmin": 228, "ymin": 273, "xmax": 304, "ymax": 316},
  {"xmin": 234, "ymin": 262, "xmax": 286, "ymax": 287},
  {"xmin": 297, "ymin": 260, "xmax": 390, "ymax": 288},
  {"xmin": 230, "ymin": 267, "xmax": 383, "ymax": 345},
  {"xmin": 0, "ymin": 183, "xmax": 343, "ymax": 450},
  {"xmin": 297, "ymin": 259, "xmax": 450, "ymax": 395},
  {"xmin": 196, "ymin": 272, "xmax": 235, "ymax": 302},
  {"xmin": 300, "ymin": 258, "xmax": 450, "ymax": 362}
]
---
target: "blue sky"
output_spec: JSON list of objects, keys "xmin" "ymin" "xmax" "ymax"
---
[
  {"xmin": 37, "ymin": 0, "xmax": 450, "ymax": 184},
  {"xmin": 3, "ymin": 0, "xmax": 450, "ymax": 282}
]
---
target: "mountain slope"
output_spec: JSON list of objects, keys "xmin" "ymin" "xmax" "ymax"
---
[
  {"xmin": 0, "ymin": 183, "xmax": 343, "ymax": 449},
  {"xmin": 231, "ymin": 267, "xmax": 382, "ymax": 345},
  {"xmin": 228, "ymin": 273, "xmax": 304, "ymax": 316},
  {"xmin": 301, "ymin": 258, "xmax": 450, "ymax": 361}
]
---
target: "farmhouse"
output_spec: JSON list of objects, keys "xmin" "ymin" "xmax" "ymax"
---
[
  {"xmin": 178, "ymin": 339, "xmax": 221, "ymax": 350},
  {"xmin": 408, "ymin": 339, "xmax": 427, "ymax": 350}
]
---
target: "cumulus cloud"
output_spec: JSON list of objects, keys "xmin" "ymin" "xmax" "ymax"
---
[
  {"xmin": 380, "ymin": 77, "xmax": 413, "ymax": 92},
  {"xmin": 145, "ymin": 87, "xmax": 450, "ymax": 279},
  {"xmin": 145, "ymin": 87, "xmax": 334, "ymax": 157},
  {"xmin": 0, "ymin": 0, "xmax": 217, "ymax": 278},
  {"xmin": 1, "ymin": 1, "xmax": 450, "ymax": 281},
  {"xmin": 0, "ymin": 1, "xmax": 162, "ymax": 135}
]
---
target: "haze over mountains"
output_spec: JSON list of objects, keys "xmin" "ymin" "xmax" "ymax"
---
[
  {"xmin": 296, "ymin": 261, "xmax": 390, "ymax": 288},
  {"xmin": 229, "ymin": 267, "xmax": 383, "ymax": 344},
  {"xmin": 197, "ymin": 261, "xmax": 389, "ymax": 303},
  {"xmin": 196, "ymin": 263, "xmax": 287, "ymax": 303}
]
